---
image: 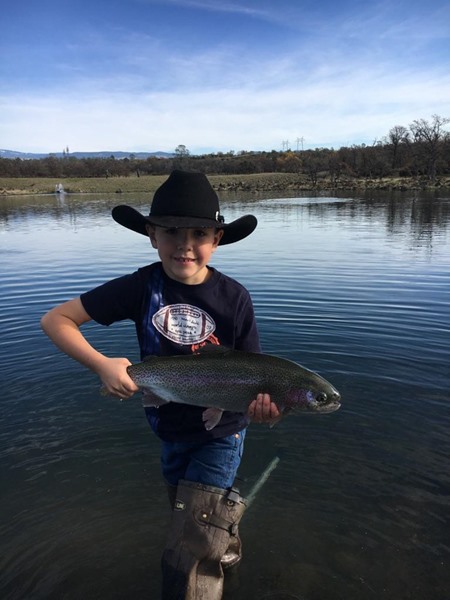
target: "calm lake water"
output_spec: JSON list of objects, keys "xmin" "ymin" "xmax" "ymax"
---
[{"xmin": 1, "ymin": 189, "xmax": 449, "ymax": 600}]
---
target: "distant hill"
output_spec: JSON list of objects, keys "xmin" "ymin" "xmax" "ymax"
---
[{"xmin": 0, "ymin": 149, "xmax": 173, "ymax": 160}]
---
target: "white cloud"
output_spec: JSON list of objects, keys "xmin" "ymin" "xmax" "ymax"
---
[
  {"xmin": 2, "ymin": 57, "xmax": 449, "ymax": 153},
  {"xmin": 2, "ymin": 0, "xmax": 449, "ymax": 153}
]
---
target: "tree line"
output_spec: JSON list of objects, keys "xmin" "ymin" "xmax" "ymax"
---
[{"xmin": 1, "ymin": 115, "xmax": 449, "ymax": 184}]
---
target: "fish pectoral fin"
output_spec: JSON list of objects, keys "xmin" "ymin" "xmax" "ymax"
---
[
  {"xmin": 269, "ymin": 406, "xmax": 291, "ymax": 429},
  {"xmin": 202, "ymin": 407, "xmax": 224, "ymax": 431},
  {"xmin": 141, "ymin": 390, "xmax": 171, "ymax": 408}
]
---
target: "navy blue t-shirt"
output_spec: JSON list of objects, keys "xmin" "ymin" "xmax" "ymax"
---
[{"xmin": 80, "ymin": 262, "xmax": 261, "ymax": 442}]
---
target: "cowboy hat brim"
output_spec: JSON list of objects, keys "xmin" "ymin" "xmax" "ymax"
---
[{"xmin": 112, "ymin": 205, "xmax": 257, "ymax": 245}]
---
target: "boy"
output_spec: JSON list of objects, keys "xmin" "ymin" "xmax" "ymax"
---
[{"xmin": 41, "ymin": 170, "xmax": 279, "ymax": 599}]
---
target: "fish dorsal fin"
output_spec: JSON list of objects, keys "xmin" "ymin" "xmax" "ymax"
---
[
  {"xmin": 194, "ymin": 345, "xmax": 231, "ymax": 357},
  {"xmin": 142, "ymin": 354, "xmax": 159, "ymax": 362}
]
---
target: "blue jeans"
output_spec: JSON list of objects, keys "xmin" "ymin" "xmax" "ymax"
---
[{"xmin": 160, "ymin": 430, "xmax": 246, "ymax": 489}]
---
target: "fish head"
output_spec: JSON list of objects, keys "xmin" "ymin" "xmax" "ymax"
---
[{"xmin": 285, "ymin": 374, "xmax": 341, "ymax": 414}]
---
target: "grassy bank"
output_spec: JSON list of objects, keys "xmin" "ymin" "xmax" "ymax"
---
[{"xmin": 1, "ymin": 172, "xmax": 449, "ymax": 196}]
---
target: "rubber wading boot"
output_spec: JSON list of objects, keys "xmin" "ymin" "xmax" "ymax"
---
[
  {"xmin": 161, "ymin": 480, "xmax": 246, "ymax": 600},
  {"xmin": 166, "ymin": 482, "xmax": 243, "ymax": 571},
  {"xmin": 167, "ymin": 483, "xmax": 178, "ymax": 510}
]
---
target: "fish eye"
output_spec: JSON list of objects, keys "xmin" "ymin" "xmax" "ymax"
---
[{"xmin": 316, "ymin": 392, "xmax": 328, "ymax": 404}]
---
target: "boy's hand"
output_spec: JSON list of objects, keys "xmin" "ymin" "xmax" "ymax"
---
[
  {"xmin": 247, "ymin": 393, "xmax": 281, "ymax": 424},
  {"xmin": 97, "ymin": 357, "xmax": 139, "ymax": 399}
]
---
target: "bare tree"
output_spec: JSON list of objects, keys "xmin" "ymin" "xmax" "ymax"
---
[
  {"xmin": 388, "ymin": 125, "xmax": 410, "ymax": 169},
  {"xmin": 409, "ymin": 115, "xmax": 450, "ymax": 182}
]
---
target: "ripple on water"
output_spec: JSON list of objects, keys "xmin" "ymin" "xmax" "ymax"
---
[{"xmin": 1, "ymin": 192, "xmax": 450, "ymax": 599}]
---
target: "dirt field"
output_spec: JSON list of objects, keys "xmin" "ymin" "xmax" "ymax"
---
[{"xmin": 1, "ymin": 172, "xmax": 449, "ymax": 195}]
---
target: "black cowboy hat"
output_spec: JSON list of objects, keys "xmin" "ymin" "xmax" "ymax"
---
[{"xmin": 112, "ymin": 170, "xmax": 257, "ymax": 245}]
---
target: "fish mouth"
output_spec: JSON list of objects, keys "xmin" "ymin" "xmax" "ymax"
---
[
  {"xmin": 318, "ymin": 401, "xmax": 341, "ymax": 413},
  {"xmin": 311, "ymin": 389, "xmax": 341, "ymax": 413},
  {"xmin": 324, "ymin": 390, "xmax": 341, "ymax": 412}
]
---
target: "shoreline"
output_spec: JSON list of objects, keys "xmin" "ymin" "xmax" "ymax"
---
[{"xmin": 1, "ymin": 173, "xmax": 449, "ymax": 196}]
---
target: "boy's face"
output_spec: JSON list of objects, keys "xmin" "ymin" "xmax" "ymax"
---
[{"xmin": 146, "ymin": 225, "xmax": 223, "ymax": 285}]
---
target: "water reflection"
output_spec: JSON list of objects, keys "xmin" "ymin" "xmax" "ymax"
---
[
  {"xmin": 1, "ymin": 190, "xmax": 449, "ymax": 599},
  {"xmin": 0, "ymin": 194, "xmax": 119, "ymax": 232},
  {"xmin": 254, "ymin": 191, "xmax": 450, "ymax": 256},
  {"xmin": 1, "ymin": 190, "xmax": 450, "ymax": 256}
]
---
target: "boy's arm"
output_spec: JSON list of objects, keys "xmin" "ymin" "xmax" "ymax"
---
[{"xmin": 40, "ymin": 297, "xmax": 138, "ymax": 399}]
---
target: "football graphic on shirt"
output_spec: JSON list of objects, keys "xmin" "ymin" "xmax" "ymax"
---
[{"xmin": 152, "ymin": 304, "xmax": 216, "ymax": 345}]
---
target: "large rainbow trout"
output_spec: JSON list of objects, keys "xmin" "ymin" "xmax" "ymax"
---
[{"xmin": 127, "ymin": 346, "xmax": 341, "ymax": 430}]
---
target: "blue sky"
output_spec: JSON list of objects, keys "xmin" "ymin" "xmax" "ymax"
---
[{"xmin": 1, "ymin": 0, "xmax": 449, "ymax": 154}]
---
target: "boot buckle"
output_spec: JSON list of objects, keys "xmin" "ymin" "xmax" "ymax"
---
[{"xmin": 226, "ymin": 487, "xmax": 243, "ymax": 505}]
